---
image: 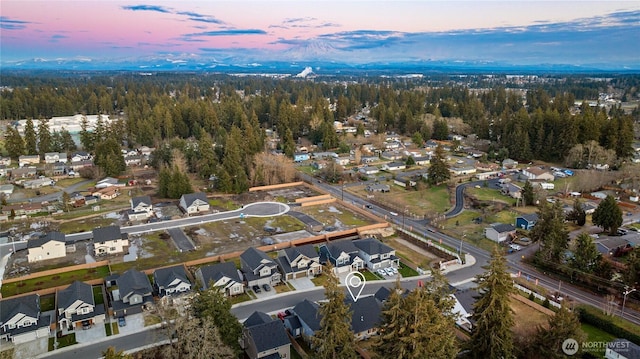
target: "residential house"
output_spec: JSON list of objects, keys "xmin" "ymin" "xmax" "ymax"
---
[
  {"xmin": 92, "ymin": 226, "xmax": 129, "ymax": 256},
  {"xmin": 47, "ymin": 161, "xmax": 68, "ymax": 176},
  {"xmin": 312, "ymin": 152, "xmax": 338, "ymax": 160},
  {"xmin": 382, "ymin": 161, "xmax": 406, "ymax": 171},
  {"xmin": 69, "ymin": 159, "xmax": 94, "ymax": 171},
  {"xmin": 110, "ymin": 269, "xmax": 154, "ymax": 317},
  {"xmin": 23, "ymin": 177, "xmax": 55, "ymax": 189},
  {"xmin": 334, "ymin": 155, "xmax": 351, "ymax": 166},
  {"xmin": 195, "ymin": 262, "xmax": 244, "ymax": 296},
  {"xmin": 284, "ymin": 299, "xmax": 321, "ymax": 340},
  {"xmin": 0, "ymin": 294, "xmax": 50, "ymax": 344},
  {"xmin": 365, "ymin": 184, "xmax": 390, "ymax": 193},
  {"xmin": 0, "ymin": 157, "xmax": 11, "ymax": 166},
  {"xmin": 27, "ymin": 231, "xmax": 66, "ymax": 263},
  {"xmin": 360, "ymin": 156, "xmax": 378, "ymax": 164},
  {"xmin": 128, "ymin": 195, "xmax": 153, "ymax": 221},
  {"xmin": 596, "ymin": 238, "xmax": 631, "ymax": 256},
  {"xmin": 0, "ymin": 165, "xmax": 7, "ymax": 177},
  {"xmin": 9, "ymin": 167, "xmax": 37, "ymax": 179},
  {"xmin": 138, "ymin": 146, "xmax": 154, "ymax": 157},
  {"xmin": 44, "ymin": 152, "xmax": 66, "ymax": 164},
  {"xmin": 153, "ymin": 265, "xmax": 192, "ymax": 297},
  {"xmin": 413, "ymin": 156, "xmax": 431, "ymax": 166},
  {"xmin": 311, "ymin": 161, "xmax": 326, "ymax": 170},
  {"xmin": 18, "ymin": 155, "xmax": 40, "ymax": 167},
  {"xmin": 1, "ymin": 203, "xmax": 44, "ymax": 216},
  {"xmin": 605, "ymin": 338, "xmax": 640, "ymax": 359},
  {"xmin": 241, "ymin": 311, "xmax": 291, "ymax": 359},
  {"xmin": 516, "ymin": 213, "xmax": 538, "ymax": 230},
  {"xmin": 522, "ymin": 167, "xmax": 554, "ymax": 181},
  {"xmin": 275, "ymin": 244, "xmax": 322, "ymax": 281},
  {"xmin": 240, "ymin": 247, "xmax": 282, "ymax": 287},
  {"xmin": 95, "ymin": 177, "xmax": 120, "ymax": 189},
  {"xmin": 359, "ymin": 166, "xmax": 380, "ymax": 175},
  {"xmin": 294, "ymin": 152, "xmax": 311, "ymax": 162},
  {"xmin": 319, "ymin": 240, "xmax": 365, "ymax": 274},
  {"xmin": 179, "ymin": 192, "xmax": 210, "ymax": 215},
  {"xmin": 450, "ymin": 165, "xmax": 477, "ymax": 176},
  {"xmin": 57, "ymin": 281, "xmax": 105, "ymax": 331},
  {"xmin": 502, "ymin": 158, "xmax": 518, "ymax": 169},
  {"xmin": 0, "ymin": 184, "xmax": 14, "ymax": 198},
  {"xmin": 381, "ymin": 151, "xmax": 403, "ymax": 161},
  {"xmin": 352, "ymin": 237, "xmax": 399, "ymax": 271},
  {"xmin": 394, "ymin": 176, "xmax": 416, "ymax": 189},
  {"xmin": 501, "ymin": 183, "xmax": 523, "ymax": 199},
  {"xmin": 484, "ymin": 223, "xmax": 517, "ymax": 243},
  {"xmin": 70, "ymin": 151, "xmax": 91, "ymax": 162},
  {"xmin": 348, "ymin": 296, "xmax": 382, "ymax": 340},
  {"xmin": 84, "ymin": 195, "xmax": 99, "ymax": 205},
  {"xmin": 124, "ymin": 155, "xmax": 143, "ymax": 166},
  {"xmin": 92, "ymin": 187, "xmax": 120, "ymax": 200}
]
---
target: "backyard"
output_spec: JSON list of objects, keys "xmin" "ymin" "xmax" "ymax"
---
[{"xmin": 1, "ymin": 265, "xmax": 111, "ymax": 297}]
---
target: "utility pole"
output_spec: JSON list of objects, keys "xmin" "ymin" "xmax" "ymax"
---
[{"xmin": 622, "ymin": 286, "xmax": 637, "ymax": 317}]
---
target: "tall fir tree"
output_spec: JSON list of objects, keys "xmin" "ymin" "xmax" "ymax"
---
[
  {"xmin": 531, "ymin": 202, "xmax": 569, "ymax": 263},
  {"xmin": 311, "ymin": 265, "xmax": 357, "ymax": 359},
  {"xmin": 428, "ymin": 144, "xmax": 450, "ymax": 186},
  {"xmin": 24, "ymin": 119, "xmax": 37, "ymax": 155},
  {"xmin": 570, "ymin": 233, "xmax": 601, "ymax": 273},
  {"xmin": 79, "ymin": 115, "xmax": 94, "ymax": 151},
  {"xmin": 4, "ymin": 126, "xmax": 25, "ymax": 159},
  {"xmin": 190, "ymin": 286, "xmax": 242, "ymax": 356},
  {"xmin": 522, "ymin": 181, "xmax": 535, "ymax": 206},
  {"xmin": 525, "ymin": 305, "xmax": 585, "ymax": 359},
  {"xmin": 468, "ymin": 246, "xmax": 515, "ymax": 359},
  {"xmin": 592, "ymin": 195, "xmax": 623, "ymax": 235},
  {"xmin": 37, "ymin": 118, "xmax": 51, "ymax": 159}
]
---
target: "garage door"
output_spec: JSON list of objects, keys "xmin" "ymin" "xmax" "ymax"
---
[{"xmin": 295, "ymin": 271, "xmax": 307, "ymax": 279}]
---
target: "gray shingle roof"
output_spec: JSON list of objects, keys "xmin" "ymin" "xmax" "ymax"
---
[
  {"xmin": 283, "ymin": 244, "xmax": 318, "ymax": 262},
  {"xmin": 57, "ymin": 281, "xmax": 94, "ymax": 311},
  {"xmin": 353, "ymin": 237, "xmax": 393, "ymax": 256},
  {"xmin": 27, "ymin": 231, "xmax": 66, "ymax": 249},
  {"xmin": 519, "ymin": 213, "xmax": 539, "ymax": 222},
  {"xmin": 491, "ymin": 223, "xmax": 516, "ymax": 233},
  {"xmin": 348, "ymin": 296, "xmax": 382, "ymax": 334},
  {"xmin": 198, "ymin": 262, "xmax": 242, "ymax": 288},
  {"xmin": 153, "ymin": 265, "xmax": 190, "ymax": 291},
  {"xmin": 117, "ymin": 269, "xmax": 152, "ymax": 298},
  {"xmin": 241, "ymin": 247, "xmax": 275, "ymax": 272},
  {"xmin": 92, "ymin": 226, "xmax": 123, "ymax": 244},
  {"xmin": 131, "ymin": 195, "xmax": 151, "ymax": 208},
  {"xmin": 292, "ymin": 299, "xmax": 321, "ymax": 331},
  {"xmin": 243, "ymin": 311, "xmax": 273, "ymax": 328},
  {"xmin": 374, "ymin": 287, "xmax": 391, "ymax": 302},
  {"xmin": 247, "ymin": 320, "xmax": 290, "ymax": 354},
  {"xmin": 0, "ymin": 293, "xmax": 40, "ymax": 324},
  {"xmin": 181, "ymin": 192, "xmax": 208, "ymax": 208}
]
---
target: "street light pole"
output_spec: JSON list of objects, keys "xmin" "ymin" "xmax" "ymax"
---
[{"xmin": 622, "ymin": 287, "xmax": 637, "ymax": 317}]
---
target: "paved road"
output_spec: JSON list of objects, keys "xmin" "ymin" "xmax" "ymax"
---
[{"xmin": 287, "ymin": 211, "xmax": 323, "ymax": 227}]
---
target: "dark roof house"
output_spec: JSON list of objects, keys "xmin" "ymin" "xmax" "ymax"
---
[{"xmin": 153, "ymin": 265, "xmax": 192, "ymax": 297}]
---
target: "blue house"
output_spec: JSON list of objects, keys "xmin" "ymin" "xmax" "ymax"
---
[
  {"xmin": 515, "ymin": 213, "xmax": 538, "ymax": 230},
  {"xmin": 294, "ymin": 152, "xmax": 310, "ymax": 162}
]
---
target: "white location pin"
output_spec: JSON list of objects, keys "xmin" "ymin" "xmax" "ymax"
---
[{"xmin": 345, "ymin": 271, "xmax": 366, "ymax": 302}]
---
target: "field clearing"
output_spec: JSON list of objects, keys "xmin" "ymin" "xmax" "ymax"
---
[
  {"xmin": 510, "ymin": 296, "xmax": 549, "ymax": 337},
  {"xmin": 385, "ymin": 237, "xmax": 441, "ymax": 269},
  {"xmin": 347, "ymin": 183, "xmax": 451, "ymax": 216},
  {"xmin": 466, "ymin": 187, "xmax": 516, "ymax": 206},
  {"xmin": 58, "ymin": 216, "xmax": 118, "ymax": 234},
  {"xmin": 297, "ymin": 203, "xmax": 373, "ymax": 228}
]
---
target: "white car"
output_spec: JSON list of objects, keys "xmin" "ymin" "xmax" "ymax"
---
[
  {"xmin": 385, "ymin": 267, "xmax": 395, "ymax": 276},
  {"xmin": 389, "ymin": 267, "xmax": 398, "ymax": 274},
  {"xmin": 509, "ymin": 244, "xmax": 522, "ymax": 251},
  {"xmin": 377, "ymin": 269, "xmax": 387, "ymax": 277},
  {"xmin": 389, "ymin": 211, "xmax": 398, "ymax": 216}
]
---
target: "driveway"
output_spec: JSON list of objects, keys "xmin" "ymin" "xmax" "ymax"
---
[
  {"xmin": 288, "ymin": 277, "xmax": 316, "ymax": 290},
  {"xmin": 75, "ymin": 322, "xmax": 106, "ymax": 343},
  {"xmin": 287, "ymin": 211, "xmax": 323, "ymax": 227},
  {"xmin": 252, "ymin": 285, "xmax": 277, "ymax": 299},
  {"xmin": 117, "ymin": 313, "xmax": 145, "ymax": 336},
  {"xmin": 166, "ymin": 228, "xmax": 195, "ymax": 252},
  {"xmin": 13, "ymin": 337, "xmax": 48, "ymax": 358}
]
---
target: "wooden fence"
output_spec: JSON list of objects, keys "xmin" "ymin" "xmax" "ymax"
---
[
  {"xmin": 2, "ymin": 260, "xmax": 110, "ymax": 285},
  {"xmin": 248, "ymin": 182, "xmax": 304, "ymax": 192}
]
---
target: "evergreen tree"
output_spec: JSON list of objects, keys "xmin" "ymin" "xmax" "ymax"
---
[
  {"xmin": 428, "ymin": 145, "xmax": 450, "ymax": 186},
  {"xmin": 191, "ymin": 286, "xmax": 242, "ymax": 356},
  {"xmin": 37, "ymin": 118, "xmax": 52, "ymax": 159},
  {"xmin": 592, "ymin": 195, "xmax": 623, "ymax": 235},
  {"xmin": 531, "ymin": 202, "xmax": 569, "ymax": 263},
  {"xmin": 566, "ymin": 198, "xmax": 586, "ymax": 226},
  {"xmin": 59, "ymin": 129, "xmax": 77, "ymax": 152},
  {"xmin": 376, "ymin": 280, "xmax": 407, "ymax": 357},
  {"xmin": 94, "ymin": 138, "xmax": 125, "ymax": 177},
  {"xmin": 61, "ymin": 191, "xmax": 71, "ymax": 212},
  {"xmin": 24, "ymin": 119, "xmax": 37, "ymax": 155},
  {"xmin": 432, "ymin": 118, "xmax": 449, "ymax": 140},
  {"xmin": 468, "ymin": 247, "xmax": 515, "ymax": 359},
  {"xmin": 282, "ymin": 128, "xmax": 296, "ymax": 158},
  {"xmin": 522, "ymin": 181, "xmax": 535, "ymax": 206},
  {"xmin": 197, "ymin": 132, "xmax": 217, "ymax": 179},
  {"xmin": 405, "ymin": 155, "xmax": 415, "ymax": 167},
  {"xmin": 4, "ymin": 126, "xmax": 25, "ymax": 159},
  {"xmin": 623, "ymin": 251, "xmax": 640, "ymax": 288},
  {"xmin": 157, "ymin": 166, "xmax": 171, "ymax": 198},
  {"xmin": 311, "ymin": 266, "xmax": 357, "ymax": 359},
  {"xmin": 570, "ymin": 233, "xmax": 601, "ymax": 273},
  {"xmin": 79, "ymin": 115, "xmax": 94, "ymax": 151},
  {"xmin": 526, "ymin": 305, "xmax": 585, "ymax": 359},
  {"xmin": 102, "ymin": 347, "xmax": 132, "ymax": 359}
]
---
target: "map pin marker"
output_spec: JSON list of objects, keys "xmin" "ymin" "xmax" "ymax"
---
[{"xmin": 345, "ymin": 271, "xmax": 366, "ymax": 302}]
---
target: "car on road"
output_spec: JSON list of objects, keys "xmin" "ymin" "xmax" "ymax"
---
[
  {"xmin": 509, "ymin": 244, "xmax": 522, "ymax": 251},
  {"xmin": 262, "ymin": 284, "xmax": 271, "ymax": 292},
  {"xmin": 389, "ymin": 211, "xmax": 398, "ymax": 216},
  {"xmin": 365, "ymin": 204, "xmax": 373, "ymax": 209},
  {"xmin": 118, "ymin": 317, "xmax": 126, "ymax": 327}
]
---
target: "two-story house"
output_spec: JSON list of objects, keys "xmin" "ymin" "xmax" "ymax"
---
[
  {"xmin": 318, "ymin": 241, "xmax": 365, "ymax": 274},
  {"xmin": 275, "ymin": 244, "xmax": 322, "ymax": 281},
  {"xmin": 515, "ymin": 213, "xmax": 538, "ymax": 230},
  {"xmin": 44, "ymin": 152, "xmax": 67, "ymax": 164},
  {"xmin": 179, "ymin": 192, "xmax": 210, "ymax": 215},
  {"xmin": 240, "ymin": 247, "xmax": 281, "ymax": 288},
  {"xmin": 484, "ymin": 223, "xmax": 517, "ymax": 243},
  {"xmin": 348, "ymin": 296, "xmax": 383, "ymax": 340},
  {"xmin": 110, "ymin": 269, "xmax": 154, "ymax": 318},
  {"xmin": 352, "ymin": 237, "xmax": 399, "ymax": 271},
  {"xmin": 0, "ymin": 294, "xmax": 51, "ymax": 344},
  {"xmin": 27, "ymin": 231, "xmax": 66, "ymax": 263},
  {"xmin": 241, "ymin": 311, "xmax": 291, "ymax": 359},
  {"xmin": 195, "ymin": 262, "xmax": 244, "ymax": 296},
  {"xmin": 284, "ymin": 299, "xmax": 321, "ymax": 341},
  {"xmin": 92, "ymin": 226, "xmax": 129, "ymax": 256},
  {"xmin": 18, "ymin": 155, "xmax": 40, "ymax": 167},
  {"xmin": 128, "ymin": 195, "xmax": 153, "ymax": 221},
  {"xmin": 153, "ymin": 265, "xmax": 192, "ymax": 297},
  {"xmin": 57, "ymin": 281, "xmax": 106, "ymax": 332}
]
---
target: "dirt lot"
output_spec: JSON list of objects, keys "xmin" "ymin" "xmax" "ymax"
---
[
  {"xmin": 510, "ymin": 294, "xmax": 550, "ymax": 337},
  {"xmin": 4, "ymin": 240, "xmax": 94, "ymax": 279}
]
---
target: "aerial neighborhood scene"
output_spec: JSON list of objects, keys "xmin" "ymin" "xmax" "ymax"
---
[{"xmin": 1, "ymin": 1, "xmax": 640, "ymax": 359}]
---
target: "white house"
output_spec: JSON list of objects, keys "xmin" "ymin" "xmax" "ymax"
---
[
  {"xmin": 27, "ymin": 231, "xmax": 66, "ymax": 263},
  {"xmin": 92, "ymin": 226, "xmax": 128, "ymax": 256},
  {"xmin": 129, "ymin": 195, "xmax": 153, "ymax": 220},
  {"xmin": 179, "ymin": 192, "xmax": 210, "ymax": 215},
  {"xmin": 18, "ymin": 155, "xmax": 40, "ymax": 167},
  {"xmin": 359, "ymin": 166, "xmax": 380, "ymax": 175},
  {"xmin": 57, "ymin": 281, "xmax": 105, "ymax": 331},
  {"xmin": 353, "ymin": 237, "xmax": 399, "ymax": 270},
  {"xmin": 44, "ymin": 152, "xmax": 66, "ymax": 164},
  {"xmin": 382, "ymin": 162, "xmax": 406, "ymax": 171},
  {"xmin": 0, "ymin": 294, "xmax": 50, "ymax": 344},
  {"xmin": 484, "ymin": 223, "xmax": 517, "ymax": 243},
  {"xmin": 196, "ymin": 262, "xmax": 245, "ymax": 296},
  {"xmin": 153, "ymin": 265, "xmax": 192, "ymax": 297}
]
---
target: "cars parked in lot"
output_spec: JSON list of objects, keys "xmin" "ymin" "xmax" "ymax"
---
[
  {"xmin": 252, "ymin": 285, "xmax": 261, "ymax": 293},
  {"xmin": 118, "ymin": 317, "xmax": 126, "ymax": 327}
]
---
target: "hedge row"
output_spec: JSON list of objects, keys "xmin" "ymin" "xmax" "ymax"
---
[{"xmin": 575, "ymin": 306, "xmax": 640, "ymax": 345}]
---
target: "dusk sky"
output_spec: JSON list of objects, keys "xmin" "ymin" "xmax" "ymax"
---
[{"xmin": 2, "ymin": 1, "xmax": 640, "ymax": 68}]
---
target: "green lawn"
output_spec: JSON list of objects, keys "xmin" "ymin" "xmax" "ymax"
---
[
  {"xmin": 208, "ymin": 198, "xmax": 238, "ymax": 211},
  {"xmin": 58, "ymin": 217, "xmax": 118, "ymax": 234},
  {"xmin": 1, "ymin": 266, "xmax": 111, "ymax": 298},
  {"xmin": 93, "ymin": 285, "xmax": 104, "ymax": 305},
  {"xmin": 229, "ymin": 292, "xmax": 253, "ymax": 305},
  {"xmin": 40, "ymin": 294, "xmax": 56, "ymax": 311},
  {"xmin": 111, "ymin": 322, "xmax": 119, "ymax": 335},
  {"xmin": 49, "ymin": 333, "xmax": 76, "ymax": 351},
  {"xmin": 398, "ymin": 262, "xmax": 419, "ymax": 277},
  {"xmin": 105, "ymin": 323, "xmax": 112, "ymax": 336},
  {"xmin": 581, "ymin": 323, "xmax": 616, "ymax": 357},
  {"xmin": 362, "ymin": 270, "xmax": 382, "ymax": 281},
  {"xmin": 311, "ymin": 274, "xmax": 329, "ymax": 287}
]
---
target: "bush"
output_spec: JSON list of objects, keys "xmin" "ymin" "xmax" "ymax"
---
[
  {"xmin": 576, "ymin": 306, "xmax": 640, "ymax": 345},
  {"xmin": 528, "ymin": 292, "xmax": 535, "ymax": 301},
  {"xmin": 543, "ymin": 298, "xmax": 550, "ymax": 308}
]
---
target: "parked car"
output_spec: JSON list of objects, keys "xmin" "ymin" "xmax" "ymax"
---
[
  {"xmin": 384, "ymin": 267, "xmax": 395, "ymax": 276},
  {"xmin": 118, "ymin": 317, "xmax": 126, "ymax": 327},
  {"xmin": 377, "ymin": 269, "xmax": 387, "ymax": 277},
  {"xmin": 252, "ymin": 285, "xmax": 262, "ymax": 293},
  {"xmin": 262, "ymin": 284, "xmax": 271, "ymax": 292},
  {"xmin": 82, "ymin": 320, "xmax": 91, "ymax": 330},
  {"xmin": 390, "ymin": 267, "xmax": 398, "ymax": 274}
]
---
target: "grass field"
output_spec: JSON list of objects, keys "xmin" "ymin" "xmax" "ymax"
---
[
  {"xmin": 1, "ymin": 266, "xmax": 111, "ymax": 297},
  {"xmin": 510, "ymin": 297, "xmax": 549, "ymax": 337},
  {"xmin": 466, "ymin": 186, "xmax": 516, "ymax": 206},
  {"xmin": 40, "ymin": 294, "xmax": 55, "ymax": 311},
  {"xmin": 398, "ymin": 262, "xmax": 419, "ymax": 277},
  {"xmin": 581, "ymin": 323, "xmax": 616, "ymax": 357},
  {"xmin": 384, "ymin": 237, "xmax": 440, "ymax": 269},
  {"xmin": 58, "ymin": 217, "xmax": 117, "ymax": 234},
  {"xmin": 347, "ymin": 183, "xmax": 451, "ymax": 216},
  {"xmin": 208, "ymin": 198, "xmax": 238, "ymax": 211},
  {"xmin": 298, "ymin": 205, "xmax": 371, "ymax": 227}
]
